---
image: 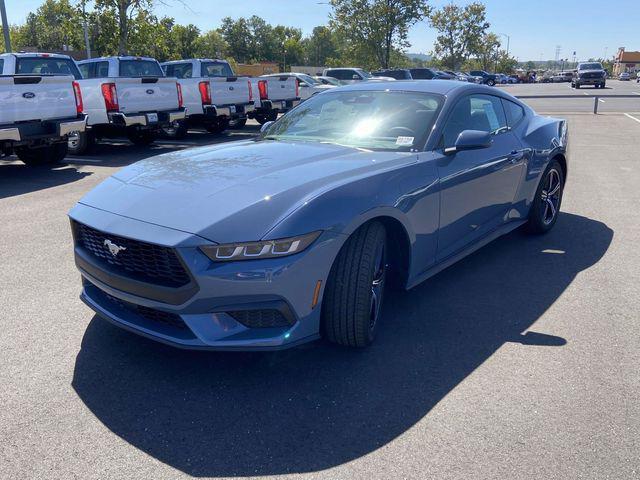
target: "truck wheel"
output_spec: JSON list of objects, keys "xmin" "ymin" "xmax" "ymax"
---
[
  {"xmin": 161, "ymin": 122, "xmax": 188, "ymax": 140},
  {"xmin": 254, "ymin": 115, "xmax": 269, "ymax": 125},
  {"xmin": 68, "ymin": 131, "xmax": 94, "ymax": 155},
  {"xmin": 230, "ymin": 118, "xmax": 247, "ymax": 129},
  {"xmin": 15, "ymin": 142, "xmax": 68, "ymax": 166},
  {"xmin": 205, "ymin": 120, "xmax": 230, "ymax": 134},
  {"xmin": 127, "ymin": 129, "xmax": 156, "ymax": 146},
  {"xmin": 322, "ymin": 221, "xmax": 387, "ymax": 348},
  {"xmin": 487, "ymin": 79, "xmax": 496, "ymax": 86}
]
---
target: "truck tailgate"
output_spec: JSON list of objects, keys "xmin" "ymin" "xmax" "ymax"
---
[
  {"xmin": 0, "ymin": 75, "xmax": 77, "ymax": 125},
  {"xmin": 114, "ymin": 77, "xmax": 179, "ymax": 114},
  {"xmin": 262, "ymin": 77, "xmax": 298, "ymax": 101},
  {"xmin": 210, "ymin": 77, "xmax": 251, "ymax": 105}
]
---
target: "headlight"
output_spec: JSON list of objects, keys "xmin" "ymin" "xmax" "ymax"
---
[{"xmin": 200, "ymin": 231, "xmax": 322, "ymax": 262}]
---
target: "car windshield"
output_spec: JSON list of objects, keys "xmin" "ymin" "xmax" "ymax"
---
[
  {"xmin": 580, "ymin": 63, "xmax": 603, "ymax": 70},
  {"xmin": 119, "ymin": 60, "xmax": 163, "ymax": 77},
  {"xmin": 296, "ymin": 73, "xmax": 320, "ymax": 85},
  {"xmin": 262, "ymin": 90, "xmax": 442, "ymax": 152},
  {"xmin": 201, "ymin": 61, "xmax": 234, "ymax": 77},
  {"xmin": 16, "ymin": 57, "xmax": 82, "ymax": 79}
]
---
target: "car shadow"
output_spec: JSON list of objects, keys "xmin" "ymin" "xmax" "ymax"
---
[
  {"xmin": 0, "ymin": 161, "xmax": 92, "ymax": 200},
  {"xmin": 66, "ymin": 126, "xmax": 261, "ymax": 168},
  {"xmin": 72, "ymin": 212, "xmax": 612, "ymax": 476}
]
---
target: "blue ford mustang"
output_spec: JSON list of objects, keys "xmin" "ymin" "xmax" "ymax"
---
[{"xmin": 70, "ymin": 81, "xmax": 568, "ymax": 350}]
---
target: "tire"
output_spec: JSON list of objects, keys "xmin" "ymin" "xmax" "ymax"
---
[
  {"xmin": 230, "ymin": 118, "xmax": 247, "ymax": 129},
  {"xmin": 525, "ymin": 159, "xmax": 564, "ymax": 234},
  {"xmin": 68, "ymin": 131, "xmax": 94, "ymax": 155},
  {"xmin": 14, "ymin": 142, "xmax": 68, "ymax": 166},
  {"xmin": 322, "ymin": 221, "xmax": 387, "ymax": 348},
  {"xmin": 575, "ymin": 83, "xmax": 581, "ymax": 89},
  {"xmin": 205, "ymin": 119, "xmax": 230, "ymax": 134},
  {"xmin": 161, "ymin": 122, "xmax": 188, "ymax": 139},
  {"xmin": 254, "ymin": 115, "xmax": 269, "ymax": 125},
  {"xmin": 486, "ymin": 79, "xmax": 496, "ymax": 86},
  {"xmin": 126, "ymin": 129, "xmax": 156, "ymax": 146}
]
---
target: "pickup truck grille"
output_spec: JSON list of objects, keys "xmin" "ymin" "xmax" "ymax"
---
[
  {"xmin": 74, "ymin": 221, "xmax": 191, "ymax": 288},
  {"xmin": 580, "ymin": 72, "xmax": 603, "ymax": 79}
]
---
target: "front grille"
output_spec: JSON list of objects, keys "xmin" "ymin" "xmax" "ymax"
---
[
  {"xmin": 74, "ymin": 221, "xmax": 191, "ymax": 288},
  {"xmin": 104, "ymin": 292, "xmax": 187, "ymax": 330},
  {"xmin": 581, "ymin": 72, "xmax": 602, "ymax": 79},
  {"xmin": 227, "ymin": 309, "xmax": 293, "ymax": 328}
]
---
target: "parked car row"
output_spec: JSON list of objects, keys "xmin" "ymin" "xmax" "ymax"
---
[{"xmin": 0, "ymin": 52, "xmax": 308, "ymax": 164}]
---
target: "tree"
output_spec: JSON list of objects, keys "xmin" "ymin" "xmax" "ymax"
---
[
  {"xmin": 330, "ymin": 0, "xmax": 431, "ymax": 69},
  {"xmin": 94, "ymin": 0, "xmax": 153, "ymax": 55},
  {"xmin": 475, "ymin": 32, "xmax": 500, "ymax": 71},
  {"xmin": 429, "ymin": 1, "xmax": 490, "ymax": 70},
  {"xmin": 12, "ymin": 0, "xmax": 84, "ymax": 51},
  {"xmin": 219, "ymin": 17, "xmax": 253, "ymax": 62},
  {"xmin": 304, "ymin": 26, "xmax": 338, "ymax": 66},
  {"xmin": 195, "ymin": 30, "xmax": 227, "ymax": 59},
  {"xmin": 171, "ymin": 24, "xmax": 201, "ymax": 59}
]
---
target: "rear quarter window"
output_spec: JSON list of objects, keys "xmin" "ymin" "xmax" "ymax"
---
[{"xmin": 502, "ymin": 99, "xmax": 526, "ymax": 127}]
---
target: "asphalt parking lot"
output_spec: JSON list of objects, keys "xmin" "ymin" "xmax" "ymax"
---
[{"xmin": 1, "ymin": 95, "xmax": 639, "ymax": 478}]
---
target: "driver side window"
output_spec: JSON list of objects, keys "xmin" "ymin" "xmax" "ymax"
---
[{"xmin": 441, "ymin": 94, "xmax": 507, "ymax": 147}]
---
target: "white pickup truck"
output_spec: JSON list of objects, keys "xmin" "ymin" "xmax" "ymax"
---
[
  {"xmin": 71, "ymin": 56, "xmax": 186, "ymax": 154},
  {"xmin": 249, "ymin": 75, "xmax": 301, "ymax": 124},
  {"xmin": 0, "ymin": 53, "xmax": 86, "ymax": 166},
  {"xmin": 161, "ymin": 59, "xmax": 254, "ymax": 137}
]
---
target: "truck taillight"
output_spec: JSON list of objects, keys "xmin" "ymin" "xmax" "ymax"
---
[
  {"xmin": 258, "ymin": 80, "xmax": 268, "ymax": 100},
  {"xmin": 295, "ymin": 79, "xmax": 299, "ymax": 98},
  {"xmin": 248, "ymin": 80, "xmax": 253, "ymax": 102},
  {"xmin": 198, "ymin": 81, "xmax": 211, "ymax": 105},
  {"xmin": 101, "ymin": 82, "xmax": 119, "ymax": 112},
  {"xmin": 176, "ymin": 82, "xmax": 183, "ymax": 108},
  {"xmin": 72, "ymin": 81, "xmax": 83, "ymax": 115}
]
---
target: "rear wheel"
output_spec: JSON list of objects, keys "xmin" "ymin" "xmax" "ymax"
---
[
  {"xmin": 205, "ymin": 119, "xmax": 230, "ymax": 134},
  {"xmin": 126, "ymin": 129, "xmax": 156, "ymax": 146},
  {"xmin": 15, "ymin": 142, "xmax": 68, "ymax": 166},
  {"xmin": 230, "ymin": 118, "xmax": 247, "ymax": 129},
  {"xmin": 68, "ymin": 131, "xmax": 94, "ymax": 155},
  {"xmin": 525, "ymin": 160, "xmax": 564, "ymax": 234},
  {"xmin": 322, "ymin": 221, "xmax": 387, "ymax": 348},
  {"xmin": 161, "ymin": 122, "xmax": 188, "ymax": 139}
]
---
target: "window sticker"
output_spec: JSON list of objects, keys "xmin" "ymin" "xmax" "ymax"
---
[{"xmin": 396, "ymin": 136, "xmax": 414, "ymax": 146}]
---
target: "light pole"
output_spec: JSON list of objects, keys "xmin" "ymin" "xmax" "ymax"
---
[
  {"xmin": 499, "ymin": 33, "xmax": 510, "ymax": 58},
  {"xmin": 81, "ymin": 0, "xmax": 91, "ymax": 59},
  {"xmin": 0, "ymin": 0, "xmax": 11, "ymax": 53}
]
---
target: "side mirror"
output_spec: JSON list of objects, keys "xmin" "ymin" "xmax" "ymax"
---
[
  {"xmin": 260, "ymin": 121, "xmax": 274, "ymax": 133},
  {"xmin": 444, "ymin": 130, "xmax": 492, "ymax": 155}
]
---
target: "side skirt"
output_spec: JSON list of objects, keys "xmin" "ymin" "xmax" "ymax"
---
[{"xmin": 406, "ymin": 220, "xmax": 527, "ymax": 290}]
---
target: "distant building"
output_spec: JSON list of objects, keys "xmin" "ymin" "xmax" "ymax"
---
[
  {"xmin": 235, "ymin": 62, "xmax": 280, "ymax": 76},
  {"xmin": 613, "ymin": 47, "xmax": 640, "ymax": 76}
]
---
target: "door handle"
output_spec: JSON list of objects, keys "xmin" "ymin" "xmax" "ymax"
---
[{"xmin": 509, "ymin": 150, "xmax": 525, "ymax": 163}]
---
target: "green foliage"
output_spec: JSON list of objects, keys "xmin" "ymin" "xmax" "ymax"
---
[
  {"xmin": 429, "ymin": 1, "xmax": 489, "ymax": 70},
  {"xmin": 330, "ymin": 0, "xmax": 431, "ymax": 69}
]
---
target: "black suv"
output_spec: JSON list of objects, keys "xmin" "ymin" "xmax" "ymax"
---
[
  {"xmin": 571, "ymin": 62, "xmax": 606, "ymax": 89},
  {"xmin": 371, "ymin": 69, "xmax": 412, "ymax": 80},
  {"xmin": 468, "ymin": 70, "xmax": 499, "ymax": 86}
]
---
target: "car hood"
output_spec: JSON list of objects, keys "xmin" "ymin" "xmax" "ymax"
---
[{"xmin": 79, "ymin": 140, "xmax": 415, "ymax": 243}]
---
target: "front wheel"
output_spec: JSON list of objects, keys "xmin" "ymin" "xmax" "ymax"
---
[
  {"xmin": 322, "ymin": 221, "xmax": 387, "ymax": 348},
  {"xmin": 487, "ymin": 79, "xmax": 496, "ymax": 86},
  {"xmin": 525, "ymin": 160, "xmax": 564, "ymax": 234},
  {"xmin": 15, "ymin": 142, "xmax": 68, "ymax": 166}
]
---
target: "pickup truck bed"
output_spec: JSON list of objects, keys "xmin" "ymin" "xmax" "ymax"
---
[
  {"xmin": 249, "ymin": 76, "xmax": 300, "ymax": 124},
  {"xmin": 0, "ymin": 67, "xmax": 86, "ymax": 166}
]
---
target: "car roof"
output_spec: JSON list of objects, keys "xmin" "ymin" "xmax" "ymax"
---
[
  {"xmin": 1, "ymin": 52, "xmax": 73, "ymax": 59},
  {"xmin": 78, "ymin": 56, "xmax": 158, "ymax": 64},
  {"xmin": 335, "ymin": 79, "xmax": 475, "ymax": 95}
]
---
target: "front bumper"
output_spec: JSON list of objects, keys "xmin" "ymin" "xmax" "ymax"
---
[
  {"xmin": 575, "ymin": 77, "xmax": 605, "ymax": 85},
  {"xmin": 69, "ymin": 204, "xmax": 343, "ymax": 351},
  {"xmin": 108, "ymin": 108, "xmax": 186, "ymax": 128},
  {"xmin": 0, "ymin": 114, "xmax": 87, "ymax": 144}
]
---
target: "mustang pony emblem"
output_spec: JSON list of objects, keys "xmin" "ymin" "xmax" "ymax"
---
[{"xmin": 104, "ymin": 239, "xmax": 126, "ymax": 256}]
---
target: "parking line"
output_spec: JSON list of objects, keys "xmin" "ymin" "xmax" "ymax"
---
[{"xmin": 624, "ymin": 113, "xmax": 640, "ymax": 124}]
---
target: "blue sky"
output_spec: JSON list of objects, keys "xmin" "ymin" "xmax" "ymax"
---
[{"xmin": 7, "ymin": 0, "xmax": 638, "ymax": 61}]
